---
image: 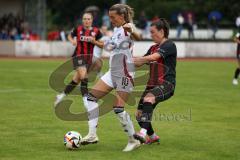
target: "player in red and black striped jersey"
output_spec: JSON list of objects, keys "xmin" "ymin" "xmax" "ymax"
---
[
  {"xmin": 54, "ymin": 12, "xmax": 103, "ymax": 106},
  {"xmin": 70, "ymin": 21, "xmax": 102, "ymax": 66},
  {"xmin": 232, "ymin": 32, "xmax": 240, "ymax": 85},
  {"xmin": 133, "ymin": 19, "xmax": 177, "ymax": 144}
]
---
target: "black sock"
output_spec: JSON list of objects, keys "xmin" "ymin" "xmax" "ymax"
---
[
  {"xmin": 234, "ymin": 68, "xmax": 240, "ymax": 79},
  {"xmin": 64, "ymin": 80, "xmax": 78, "ymax": 95},
  {"xmin": 147, "ymin": 123, "xmax": 154, "ymax": 136},
  {"xmin": 138, "ymin": 121, "xmax": 154, "ymax": 135},
  {"xmin": 80, "ymin": 78, "xmax": 88, "ymax": 96},
  {"xmin": 138, "ymin": 102, "xmax": 154, "ymax": 132}
]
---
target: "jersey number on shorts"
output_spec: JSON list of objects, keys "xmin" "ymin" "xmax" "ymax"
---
[{"xmin": 121, "ymin": 77, "xmax": 129, "ymax": 89}]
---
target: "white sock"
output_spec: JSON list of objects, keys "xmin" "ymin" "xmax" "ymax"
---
[
  {"xmin": 59, "ymin": 92, "xmax": 66, "ymax": 97},
  {"xmin": 140, "ymin": 128, "xmax": 147, "ymax": 137},
  {"xmin": 82, "ymin": 96, "xmax": 88, "ymax": 107},
  {"xmin": 83, "ymin": 97, "xmax": 99, "ymax": 136},
  {"xmin": 116, "ymin": 111, "xmax": 135, "ymax": 140}
]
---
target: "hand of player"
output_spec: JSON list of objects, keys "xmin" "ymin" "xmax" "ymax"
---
[
  {"xmin": 88, "ymin": 36, "xmax": 96, "ymax": 44},
  {"xmin": 133, "ymin": 57, "xmax": 144, "ymax": 67},
  {"xmin": 122, "ymin": 23, "xmax": 134, "ymax": 33}
]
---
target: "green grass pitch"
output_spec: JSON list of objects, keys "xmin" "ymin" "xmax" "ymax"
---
[{"xmin": 0, "ymin": 58, "xmax": 239, "ymax": 160}]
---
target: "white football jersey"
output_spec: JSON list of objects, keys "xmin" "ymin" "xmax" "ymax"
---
[{"xmin": 105, "ymin": 26, "xmax": 134, "ymax": 76}]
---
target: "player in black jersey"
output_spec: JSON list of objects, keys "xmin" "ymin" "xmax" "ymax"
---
[
  {"xmin": 133, "ymin": 19, "xmax": 177, "ymax": 144},
  {"xmin": 54, "ymin": 12, "xmax": 103, "ymax": 106},
  {"xmin": 232, "ymin": 32, "xmax": 240, "ymax": 85}
]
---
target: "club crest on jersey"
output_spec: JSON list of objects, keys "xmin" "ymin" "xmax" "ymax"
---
[
  {"xmin": 79, "ymin": 31, "xmax": 83, "ymax": 35},
  {"xmin": 91, "ymin": 32, "xmax": 96, "ymax": 37}
]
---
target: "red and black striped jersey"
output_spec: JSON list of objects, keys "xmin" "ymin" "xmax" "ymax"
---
[
  {"xmin": 71, "ymin": 25, "xmax": 102, "ymax": 64},
  {"xmin": 144, "ymin": 40, "xmax": 177, "ymax": 86}
]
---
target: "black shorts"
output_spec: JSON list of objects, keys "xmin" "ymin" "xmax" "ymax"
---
[
  {"xmin": 137, "ymin": 81, "xmax": 175, "ymax": 110},
  {"xmin": 72, "ymin": 56, "xmax": 90, "ymax": 70}
]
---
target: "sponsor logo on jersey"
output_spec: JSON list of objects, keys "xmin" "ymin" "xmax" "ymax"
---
[{"xmin": 79, "ymin": 36, "xmax": 92, "ymax": 42}]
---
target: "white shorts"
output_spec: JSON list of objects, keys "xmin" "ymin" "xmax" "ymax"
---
[
  {"xmin": 100, "ymin": 70, "xmax": 134, "ymax": 93},
  {"xmin": 92, "ymin": 46, "xmax": 102, "ymax": 63}
]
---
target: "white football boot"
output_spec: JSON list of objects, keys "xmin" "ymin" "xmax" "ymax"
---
[
  {"xmin": 232, "ymin": 79, "xmax": 238, "ymax": 85},
  {"xmin": 122, "ymin": 139, "xmax": 141, "ymax": 152},
  {"xmin": 81, "ymin": 134, "xmax": 99, "ymax": 145},
  {"xmin": 54, "ymin": 93, "xmax": 66, "ymax": 106}
]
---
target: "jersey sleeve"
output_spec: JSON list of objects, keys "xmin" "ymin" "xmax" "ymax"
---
[
  {"xmin": 157, "ymin": 42, "xmax": 176, "ymax": 58},
  {"xmin": 70, "ymin": 27, "xmax": 77, "ymax": 37},
  {"xmin": 142, "ymin": 46, "xmax": 154, "ymax": 65},
  {"xmin": 95, "ymin": 29, "xmax": 102, "ymax": 40},
  {"xmin": 143, "ymin": 46, "xmax": 153, "ymax": 57}
]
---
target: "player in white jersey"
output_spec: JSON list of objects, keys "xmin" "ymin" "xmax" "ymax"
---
[
  {"xmin": 90, "ymin": 25, "xmax": 111, "ymax": 78},
  {"xmin": 81, "ymin": 4, "xmax": 142, "ymax": 152}
]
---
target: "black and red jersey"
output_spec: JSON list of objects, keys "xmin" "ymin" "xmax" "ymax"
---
[
  {"xmin": 144, "ymin": 40, "xmax": 177, "ymax": 87},
  {"xmin": 71, "ymin": 25, "xmax": 102, "ymax": 64}
]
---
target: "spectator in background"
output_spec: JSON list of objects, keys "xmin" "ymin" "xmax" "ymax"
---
[
  {"xmin": 186, "ymin": 13, "xmax": 194, "ymax": 39},
  {"xmin": 209, "ymin": 16, "xmax": 218, "ymax": 39},
  {"xmin": 102, "ymin": 10, "xmax": 111, "ymax": 28},
  {"xmin": 47, "ymin": 27, "xmax": 66, "ymax": 41},
  {"xmin": 0, "ymin": 13, "xmax": 38, "ymax": 40},
  {"xmin": 176, "ymin": 13, "xmax": 184, "ymax": 39},
  {"xmin": 137, "ymin": 11, "xmax": 148, "ymax": 39},
  {"xmin": 59, "ymin": 27, "xmax": 66, "ymax": 41},
  {"xmin": 152, "ymin": 15, "xmax": 160, "ymax": 23},
  {"xmin": 0, "ymin": 25, "xmax": 9, "ymax": 40},
  {"xmin": 9, "ymin": 27, "xmax": 20, "ymax": 40},
  {"xmin": 47, "ymin": 30, "xmax": 60, "ymax": 41},
  {"xmin": 21, "ymin": 22, "xmax": 31, "ymax": 40}
]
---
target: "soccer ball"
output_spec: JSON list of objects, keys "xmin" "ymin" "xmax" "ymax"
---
[{"xmin": 64, "ymin": 131, "xmax": 82, "ymax": 149}]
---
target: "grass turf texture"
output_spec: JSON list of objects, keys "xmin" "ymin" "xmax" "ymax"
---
[{"xmin": 0, "ymin": 58, "xmax": 239, "ymax": 160}]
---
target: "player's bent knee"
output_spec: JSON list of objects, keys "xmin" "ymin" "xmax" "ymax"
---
[{"xmin": 143, "ymin": 96, "xmax": 155, "ymax": 104}]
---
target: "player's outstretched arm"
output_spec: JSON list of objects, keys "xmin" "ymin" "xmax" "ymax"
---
[
  {"xmin": 133, "ymin": 52, "xmax": 161, "ymax": 67},
  {"xmin": 133, "ymin": 57, "xmax": 145, "ymax": 67}
]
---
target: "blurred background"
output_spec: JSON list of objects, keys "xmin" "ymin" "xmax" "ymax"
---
[
  {"xmin": 1, "ymin": 1, "xmax": 240, "ymax": 159},
  {"xmin": 0, "ymin": 0, "xmax": 240, "ymax": 57}
]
